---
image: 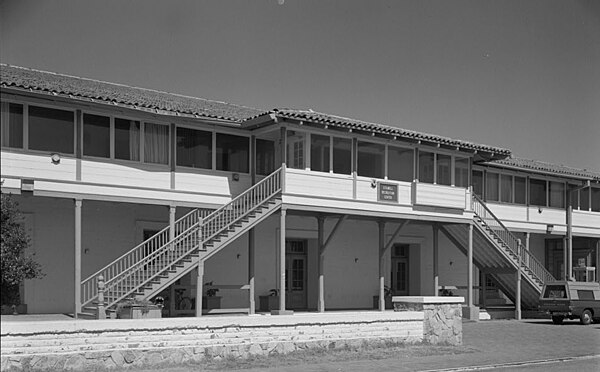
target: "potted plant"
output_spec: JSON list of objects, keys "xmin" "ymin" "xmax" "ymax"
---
[
  {"xmin": 259, "ymin": 289, "xmax": 280, "ymax": 312},
  {"xmin": 116, "ymin": 298, "xmax": 162, "ymax": 319},
  {"xmin": 373, "ymin": 286, "xmax": 393, "ymax": 310},
  {"xmin": 202, "ymin": 284, "xmax": 221, "ymax": 310}
]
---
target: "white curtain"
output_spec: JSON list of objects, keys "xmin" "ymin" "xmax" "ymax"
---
[
  {"xmin": 0, "ymin": 102, "xmax": 9, "ymax": 147},
  {"xmin": 129, "ymin": 121, "xmax": 140, "ymax": 161},
  {"xmin": 144, "ymin": 123, "xmax": 169, "ymax": 164}
]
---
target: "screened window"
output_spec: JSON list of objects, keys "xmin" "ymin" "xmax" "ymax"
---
[
  {"xmin": 286, "ymin": 131, "xmax": 305, "ymax": 169},
  {"xmin": 114, "ymin": 118, "xmax": 140, "ymax": 161},
  {"xmin": 549, "ymin": 181, "xmax": 565, "ymax": 208},
  {"xmin": 486, "ymin": 173, "xmax": 499, "ymax": 202},
  {"xmin": 0, "ymin": 102, "xmax": 23, "ymax": 149},
  {"xmin": 388, "ymin": 146, "xmax": 413, "ymax": 182},
  {"xmin": 436, "ymin": 154, "xmax": 451, "ymax": 185},
  {"xmin": 500, "ymin": 174, "xmax": 513, "ymax": 203},
  {"xmin": 529, "ymin": 179, "xmax": 547, "ymax": 206},
  {"xmin": 514, "ymin": 176, "xmax": 527, "ymax": 205},
  {"xmin": 83, "ymin": 113, "xmax": 110, "ymax": 158},
  {"xmin": 357, "ymin": 141, "xmax": 384, "ymax": 178},
  {"xmin": 28, "ymin": 105, "xmax": 74, "ymax": 153},
  {"xmin": 144, "ymin": 123, "xmax": 169, "ymax": 165},
  {"xmin": 332, "ymin": 137, "xmax": 352, "ymax": 174},
  {"xmin": 455, "ymin": 157, "xmax": 469, "ymax": 188},
  {"xmin": 310, "ymin": 134, "xmax": 330, "ymax": 172},
  {"xmin": 581, "ymin": 187, "xmax": 590, "ymax": 211},
  {"xmin": 216, "ymin": 133, "xmax": 249, "ymax": 172},
  {"xmin": 592, "ymin": 187, "xmax": 600, "ymax": 212},
  {"xmin": 256, "ymin": 139, "xmax": 275, "ymax": 176},
  {"xmin": 176, "ymin": 127, "xmax": 212, "ymax": 169},
  {"xmin": 418, "ymin": 151, "xmax": 434, "ymax": 183},
  {"xmin": 472, "ymin": 170, "xmax": 484, "ymax": 197}
]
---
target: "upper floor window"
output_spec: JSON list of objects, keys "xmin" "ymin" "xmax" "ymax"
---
[
  {"xmin": 0, "ymin": 102, "xmax": 24, "ymax": 149},
  {"xmin": 500, "ymin": 174, "xmax": 513, "ymax": 203},
  {"xmin": 529, "ymin": 179, "xmax": 547, "ymax": 206},
  {"xmin": 358, "ymin": 141, "xmax": 384, "ymax": 178},
  {"xmin": 216, "ymin": 133, "xmax": 249, "ymax": 173},
  {"xmin": 418, "ymin": 151, "xmax": 435, "ymax": 183},
  {"xmin": 486, "ymin": 172, "xmax": 500, "ymax": 201},
  {"xmin": 514, "ymin": 176, "xmax": 526, "ymax": 204},
  {"xmin": 286, "ymin": 131, "xmax": 305, "ymax": 169},
  {"xmin": 549, "ymin": 181, "xmax": 565, "ymax": 208},
  {"xmin": 114, "ymin": 118, "xmax": 140, "ymax": 161},
  {"xmin": 144, "ymin": 123, "xmax": 169, "ymax": 165},
  {"xmin": 455, "ymin": 157, "xmax": 469, "ymax": 188},
  {"xmin": 332, "ymin": 137, "xmax": 352, "ymax": 175},
  {"xmin": 311, "ymin": 134, "xmax": 330, "ymax": 173},
  {"xmin": 83, "ymin": 113, "xmax": 110, "ymax": 158},
  {"xmin": 388, "ymin": 146, "xmax": 413, "ymax": 182},
  {"xmin": 176, "ymin": 127, "xmax": 211, "ymax": 169},
  {"xmin": 436, "ymin": 154, "xmax": 451, "ymax": 186},
  {"xmin": 472, "ymin": 170, "xmax": 484, "ymax": 197},
  {"xmin": 29, "ymin": 105, "xmax": 74, "ymax": 154},
  {"xmin": 592, "ymin": 187, "xmax": 600, "ymax": 212},
  {"xmin": 256, "ymin": 138, "xmax": 275, "ymax": 176}
]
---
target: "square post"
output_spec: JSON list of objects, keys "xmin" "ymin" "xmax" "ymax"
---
[
  {"xmin": 378, "ymin": 220, "xmax": 385, "ymax": 311},
  {"xmin": 317, "ymin": 215, "xmax": 325, "ymax": 313},
  {"xmin": 195, "ymin": 260, "xmax": 204, "ymax": 317},
  {"xmin": 74, "ymin": 199, "xmax": 82, "ymax": 317},
  {"xmin": 462, "ymin": 222, "xmax": 479, "ymax": 320},
  {"xmin": 516, "ymin": 239, "xmax": 522, "ymax": 320},
  {"xmin": 272, "ymin": 208, "xmax": 292, "ymax": 315},
  {"xmin": 248, "ymin": 228, "xmax": 255, "ymax": 314},
  {"xmin": 433, "ymin": 223, "xmax": 439, "ymax": 295}
]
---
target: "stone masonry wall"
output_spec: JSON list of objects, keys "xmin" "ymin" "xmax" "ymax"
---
[{"xmin": 394, "ymin": 301, "xmax": 462, "ymax": 345}]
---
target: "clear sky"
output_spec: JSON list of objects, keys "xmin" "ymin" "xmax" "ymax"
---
[{"xmin": 1, "ymin": 0, "xmax": 599, "ymax": 171}]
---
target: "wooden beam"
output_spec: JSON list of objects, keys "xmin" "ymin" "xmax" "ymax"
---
[
  {"xmin": 383, "ymin": 220, "xmax": 410, "ymax": 254},
  {"xmin": 74, "ymin": 199, "xmax": 82, "ymax": 317},
  {"xmin": 321, "ymin": 215, "xmax": 348, "ymax": 254},
  {"xmin": 317, "ymin": 215, "xmax": 325, "ymax": 313},
  {"xmin": 195, "ymin": 260, "xmax": 204, "ymax": 317},
  {"xmin": 378, "ymin": 220, "xmax": 385, "ymax": 311}
]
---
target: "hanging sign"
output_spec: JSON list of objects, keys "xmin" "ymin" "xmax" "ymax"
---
[{"xmin": 378, "ymin": 182, "xmax": 398, "ymax": 203}]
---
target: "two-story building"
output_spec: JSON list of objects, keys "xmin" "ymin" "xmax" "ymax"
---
[{"xmin": 2, "ymin": 64, "xmax": 599, "ymax": 319}]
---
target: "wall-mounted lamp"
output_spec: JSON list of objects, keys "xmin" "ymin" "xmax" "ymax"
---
[
  {"xmin": 370, "ymin": 179, "xmax": 377, "ymax": 189},
  {"xmin": 354, "ymin": 258, "xmax": 359, "ymax": 263},
  {"xmin": 232, "ymin": 173, "xmax": 240, "ymax": 181},
  {"xmin": 50, "ymin": 153, "xmax": 61, "ymax": 165},
  {"xmin": 538, "ymin": 207, "xmax": 543, "ymax": 214},
  {"xmin": 236, "ymin": 253, "xmax": 241, "ymax": 259},
  {"xmin": 546, "ymin": 224, "xmax": 554, "ymax": 234}
]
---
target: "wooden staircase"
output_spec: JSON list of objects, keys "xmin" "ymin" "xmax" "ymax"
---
[
  {"xmin": 440, "ymin": 195, "xmax": 555, "ymax": 310},
  {"xmin": 79, "ymin": 168, "xmax": 283, "ymax": 319}
]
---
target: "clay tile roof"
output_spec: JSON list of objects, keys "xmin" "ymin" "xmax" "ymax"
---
[
  {"xmin": 259, "ymin": 108, "xmax": 511, "ymax": 156},
  {"xmin": 0, "ymin": 64, "xmax": 264, "ymax": 122},
  {"xmin": 485, "ymin": 157, "xmax": 600, "ymax": 182}
]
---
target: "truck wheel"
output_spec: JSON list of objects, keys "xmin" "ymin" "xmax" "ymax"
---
[
  {"xmin": 580, "ymin": 309, "xmax": 593, "ymax": 325},
  {"xmin": 551, "ymin": 315, "xmax": 564, "ymax": 325}
]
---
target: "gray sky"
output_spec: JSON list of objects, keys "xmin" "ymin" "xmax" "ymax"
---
[{"xmin": 1, "ymin": 0, "xmax": 599, "ymax": 171}]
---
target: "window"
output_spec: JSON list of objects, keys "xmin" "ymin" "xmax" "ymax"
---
[
  {"xmin": 114, "ymin": 118, "xmax": 140, "ymax": 161},
  {"xmin": 286, "ymin": 131, "xmax": 305, "ymax": 169},
  {"xmin": 310, "ymin": 134, "xmax": 330, "ymax": 172},
  {"xmin": 486, "ymin": 173, "xmax": 499, "ymax": 202},
  {"xmin": 514, "ymin": 176, "xmax": 526, "ymax": 205},
  {"xmin": 577, "ymin": 290, "xmax": 595, "ymax": 300},
  {"xmin": 529, "ymin": 179, "xmax": 547, "ymax": 206},
  {"xmin": 28, "ymin": 105, "xmax": 74, "ymax": 153},
  {"xmin": 256, "ymin": 139, "xmax": 275, "ymax": 176},
  {"xmin": 500, "ymin": 174, "xmax": 513, "ymax": 203},
  {"xmin": 543, "ymin": 285, "xmax": 566, "ymax": 299},
  {"xmin": 0, "ymin": 102, "xmax": 23, "ymax": 148},
  {"xmin": 549, "ymin": 181, "xmax": 565, "ymax": 208},
  {"xmin": 216, "ymin": 133, "xmax": 249, "ymax": 172},
  {"xmin": 592, "ymin": 187, "xmax": 600, "ymax": 212},
  {"xmin": 176, "ymin": 127, "xmax": 212, "ymax": 169},
  {"xmin": 418, "ymin": 151, "xmax": 434, "ymax": 183},
  {"xmin": 388, "ymin": 146, "xmax": 414, "ymax": 182},
  {"xmin": 357, "ymin": 141, "xmax": 384, "ymax": 178},
  {"xmin": 581, "ymin": 187, "xmax": 590, "ymax": 211},
  {"xmin": 472, "ymin": 170, "xmax": 484, "ymax": 197},
  {"xmin": 144, "ymin": 123, "xmax": 169, "ymax": 165},
  {"xmin": 83, "ymin": 114, "xmax": 110, "ymax": 158},
  {"xmin": 332, "ymin": 137, "xmax": 352, "ymax": 174},
  {"xmin": 455, "ymin": 157, "xmax": 469, "ymax": 188},
  {"xmin": 436, "ymin": 154, "xmax": 451, "ymax": 185}
]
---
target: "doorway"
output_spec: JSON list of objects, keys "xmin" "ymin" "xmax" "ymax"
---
[
  {"xmin": 391, "ymin": 243, "xmax": 409, "ymax": 296},
  {"xmin": 285, "ymin": 239, "xmax": 308, "ymax": 309}
]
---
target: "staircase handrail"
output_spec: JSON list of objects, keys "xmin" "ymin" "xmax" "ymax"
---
[
  {"xmin": 472, "ymin": 194, "xmax": 555, "ymax": 285},
  {"xmin": 80, "ymin": 208, "xmax": 209, "ymax": 308},
  {"xmin": 201, "ymin": 167, "xmax": 282, "ymax": 243}
]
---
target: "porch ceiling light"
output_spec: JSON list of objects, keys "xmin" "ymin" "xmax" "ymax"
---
[
  {"xmin": 50, "ymin": 153, "xmax": 61, "ymax": 165},
  {"xmin": 546, "ymin": 224, "xmax": 554, "ymax": 234}
]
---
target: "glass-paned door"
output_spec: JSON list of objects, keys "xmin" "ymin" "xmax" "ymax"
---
[
  {"xmin": 285, "ymin": 239, "xmax": 308, "ymax": 309},
  {"xmin": 391, "ymin": 244, "xmax": 409, "ymax": 296}
]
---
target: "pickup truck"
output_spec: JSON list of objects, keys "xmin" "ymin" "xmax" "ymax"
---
[{"xmin": 538, "ymin": 281, "xmax": 600, "ymax": 325}]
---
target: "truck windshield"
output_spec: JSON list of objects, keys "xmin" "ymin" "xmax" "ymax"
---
[{"xmin": 544, "ymin": 285, "xmax": 567, "ymax": 299}]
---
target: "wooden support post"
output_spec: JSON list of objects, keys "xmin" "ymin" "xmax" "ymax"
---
[
  {"xmin": 248, "ymin": 228, "xmax": 255, "ymax": 315},
  {"xmin": 317, "ymin": 215, "xmax": 325, "ymax": 313},
  {"xmin": 278, "ymin": 208, "xmax": 287, "ymax": 313},
  {"xmin": 97, "ymin": 275, "xmax": 106, "ymax": 320},
  {"xmin": 195, "ymin": 260, "xmax": 204, "ymax": 317},
  {"xmin": 169, "ymin": 206, "xmax": 176, "ymax": 241},
  {"xmin": 433, "ymin": 223, "xmax": 439, "ymax": 296},
  {"xmin": 74, "ymin": 199, "xmax": 82, "ymax": 317},
  {"xmin": 516, "ymin": 239, "xmax": 522, "ymax": 320},
  {"xmin": 563, "ymin": 236, "xmax": 568, "ymax": 280},
  {"xmin": 378, "ymin": 220, "xmax": 385, "ymax": 311},
  {"xmin": 467, "ymin": 223, "xmax": 474, "ymax": 308},
  {"xmin": 567, "ymin": 204, "xmax": 573, "ymax": 280}
]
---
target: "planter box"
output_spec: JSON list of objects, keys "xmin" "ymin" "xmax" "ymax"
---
[
  {"xmin": 259, "ymin": 295, "xmax": 280, "ymax": 312},
  {"xmin": 202, "ymin": 296, "xmax": 221, "ymax": 310},
  {"xmin": 117, "ymin": 305, "xmax": 162, "ymax": 319}
]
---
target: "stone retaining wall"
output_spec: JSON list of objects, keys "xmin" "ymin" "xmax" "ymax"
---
[{"xmin": 1, "ymin": 312, "xmax": 423, "ymax": 371}]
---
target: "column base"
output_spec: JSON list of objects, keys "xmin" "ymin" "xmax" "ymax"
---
[
  {"xmin": 462, "ymin": 305, "xmax": 480, "ymax": 321},
  {"xmin": 271, "ymin": 310, "xmax": 294, "ymax": 315}
]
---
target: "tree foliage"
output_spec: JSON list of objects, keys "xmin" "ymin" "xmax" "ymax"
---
[{"xmin": 1, "ymin": 189, "xmax": 42, "ymax": 305}]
